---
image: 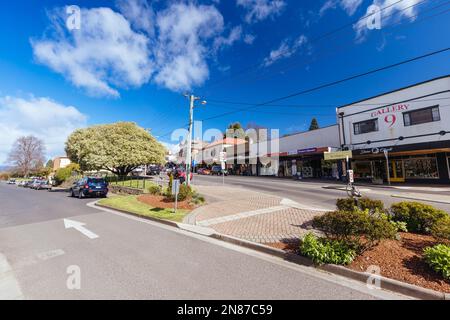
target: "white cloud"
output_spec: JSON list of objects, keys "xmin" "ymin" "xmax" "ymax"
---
[
  {"xmin": 214, "ymin": 26, "xmax": 243, "ymax": 52},
  {"xmin": 32, "ymin": 3, "xmax": 241, "ymax": 96},
  {"xmin": 153, "ymin": 3, "xmax": 225, "ymax": 91},
  {"xmin": 0, "ymin": 96, "xmax": 87, "ymax": 164},
  {"xmin": 32, "ymin": 7, "xmax": 153, "ymax": 98},
  {"xmin": 353, "ymin": 0, "xmax": 421, "ymax": 42},
  {"xmin": 237, "ymin": 0, "xmax": 286, "ymax": 23},
  {"xmin": 320, "ymin": 0, "xmax": 363, "ymax": 16},
  {"xmin": 263, "ymin": 35, "xmax": 308, "ymax": 67},
  {"xmin": 244, "ymin": 34, "xmax": 256, "ymax": 44},
  {"xmin": 116, "ymin": 0, "xmax": 155, "ymax": 36}
]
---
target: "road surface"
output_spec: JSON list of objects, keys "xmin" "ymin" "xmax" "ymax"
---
[
  {"xmin": 0, "ymin": 182, "xmax": 408, "ymax": 300},
  {"xmin": 192, "ymin": 174, "xmax": 450, "ymax": 212}
]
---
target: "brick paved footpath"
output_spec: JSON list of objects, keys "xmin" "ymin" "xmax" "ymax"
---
[{"xmin": 186, "ymin": 185, "xmax": 328, "ymax": 244}]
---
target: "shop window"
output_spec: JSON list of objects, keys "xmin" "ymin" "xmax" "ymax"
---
[
  {"xmin": 404, "ymin": 157, "xmax": 439, "ymax": 179},
  {"xmin": 354, "ymin": 119, "xmax": 378, "ymax": 135},
  {"xmin": 353, "ymin": 161, "xmax": 373, "ymax": 179},
  {"xmin": 403, "ymin": 106, "xmax": 440, "ymax": 126}
]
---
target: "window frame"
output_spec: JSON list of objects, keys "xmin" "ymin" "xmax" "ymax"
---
[
  {"xmin": 353, "ymin": 118, "xmax": 379, "ymax": 135},
  {"xmin": 403, "ymin": 105, "xmax": 440, "ymax": 127}
]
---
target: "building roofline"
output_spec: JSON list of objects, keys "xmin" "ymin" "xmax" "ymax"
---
[
  {"xmin": 337, "ymin": 74, "xmax": 450, "ymax": 110},
  {"xmin": 280, "ymin": 123, "xmax": 338, "ymax": 139}
]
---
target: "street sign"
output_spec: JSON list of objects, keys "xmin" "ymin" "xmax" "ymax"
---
[
  {"xmin": 172, "ymin": 179, "xmax": 180, "ymax": 214},
  {"xmin": 219, "ymin": 152, "xmax": 227, "ymax": 162},
  {"xmin": 324, "ymin": 150, "xmax": 353, "ymax": 161},
  {"xmin": 347, "ymin": 170, "xmax": 354, "ymax": 183},
  {"xmin": 172, "ymin": 179, "xmax": 180, "ymax": 195}
]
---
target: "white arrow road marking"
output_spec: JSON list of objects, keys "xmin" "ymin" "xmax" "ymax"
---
[{"xmin": 64, "ymin": 219, "xmax": 99, "ymax": 239}]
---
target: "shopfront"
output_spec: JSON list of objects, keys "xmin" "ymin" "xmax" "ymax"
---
[
  {"xmin": 351, "ymin": 144, "xmax": 450, "ymax": 184},
  {"xmin": 338, "ymin": 75, "xmax": 450, "ymax": 184},
  {"xmin": 276, "ymin": 147, "xmax": 340, "ymax": 179}
]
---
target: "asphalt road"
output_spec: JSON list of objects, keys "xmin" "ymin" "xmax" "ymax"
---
[
  {"xmin": 192, "ymin": 174, "xmax": 450, "ymax": 212},
  {"xmin": 0, "ymin": 182, "xmax": 407, "ymax": 300}
]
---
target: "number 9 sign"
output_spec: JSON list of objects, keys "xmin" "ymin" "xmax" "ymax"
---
[{"xmin": 385, "ymin": 114, "xmax": 396, "ymax": 127}]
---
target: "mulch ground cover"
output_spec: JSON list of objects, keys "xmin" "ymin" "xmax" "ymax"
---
[
  {"xmin": 268, "ymin": 232, "xmax": 450, "ymax": 293},
  {"xmin": 137, "ymin": 194, "xmax": 194, "ymax": 210}
]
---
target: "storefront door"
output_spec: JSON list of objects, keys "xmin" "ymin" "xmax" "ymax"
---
[{"xmin": 389, "ymin": 160, "xmax": 405, "ymax": 183}]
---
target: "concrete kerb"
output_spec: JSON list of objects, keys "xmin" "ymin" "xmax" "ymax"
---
[{"xmin": 92, "ymin": 201, "xmax": 449, "ymax": 300}]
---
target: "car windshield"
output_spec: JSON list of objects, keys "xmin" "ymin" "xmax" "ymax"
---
[{"xmin": 88, "ymin": 178, "xmax": 105, "ymax": 184}]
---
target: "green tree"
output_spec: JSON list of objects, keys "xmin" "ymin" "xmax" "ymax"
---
[
  {"xmin": 309, "ymin": 118, "xmax": 319, "ymax": 131},
  {"xmin": 65, "ymin": 122, "xmax": 166, "ymax": 177},
  {"xmin": 54, "ymin": 163, "xmax": 80, "ymax": 185},
  {"xmin": 45, "ymin": 159, "xmax": 54, "ymax": 169}
]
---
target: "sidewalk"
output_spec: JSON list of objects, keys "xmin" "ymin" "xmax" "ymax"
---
[{"xmin": 186, "ymin": 185, "xmax": 326, "ymax": 244}]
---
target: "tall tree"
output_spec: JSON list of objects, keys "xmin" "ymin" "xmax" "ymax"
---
[
  {"xmin": 65, "ymin": 122, "xmax": 166, "ymax": 177},
  {"xmin": 309, "ymin": 118, "xmax": 319, "ymax": 131},
  {"xmin": 8, "ymin": 136, "xmax": 46, "ymax": 177},
  {"xmin": 45, "ymin": 159, "xmax": 54, "ymax": 169}
]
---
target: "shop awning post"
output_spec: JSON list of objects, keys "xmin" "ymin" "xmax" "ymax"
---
[{"xmin": 384, "ymin": 150, "xmax": 391, "ymax": 186}]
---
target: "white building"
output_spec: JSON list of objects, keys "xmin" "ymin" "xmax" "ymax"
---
[{"xmin": 337, "ymin": 75, "xmax": 450, "ymax": 184}]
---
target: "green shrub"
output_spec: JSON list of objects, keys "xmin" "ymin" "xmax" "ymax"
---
[
  {"xmin": 177, "ymin": 184, "xmax": 193, "ymax": 201},
  {"xmin": 312, "ymin": 209, "xmax": 397, "ymax": 252},
  {"xmin": 299, "ymin": 233, "xmax": 356, "ymax": 265},
  {"xmin": 164, "ymin": 184, "xmax": 193, "ymax": 202},
  {"xmin": 190, "ymin": 192, "xmax": 205, "ymax": 205},
  {"xmin": 389, "ymin": 220, "xmax": 408, "ymax": 233},
  {"xmin": 390, "ymin": 201, "xmax": 448, "ymax": 234},
  {"xmin": 423, "ymin": 244, "xmax": 450, "ymax": 280},
  {"xmin": 430, "ymin": 216, "xmax": 450, "ymax": 241},
  {"xmin": 336, "ymin": 198, "xmax": 357, "ymax": 212},
  {"xmin": 336, "ymin": 197, "xmax": 384, "ymax": 213},
  {"xmin": 54, "ymin": 163, "xmax": 80, "ymax": 185},
  {"xmin": 359, "ymin": 197, "xmax": 384, "ymax": 213},
  {"xmin": 146, "ymin": 184, "xmax": 162, "ymax": 195}
]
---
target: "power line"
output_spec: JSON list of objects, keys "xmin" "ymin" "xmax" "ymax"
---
[
  {"xmin": 199, "ymin": 47, "xmax": 450, "ymax": 122},
  {"xmin": 226, "ymin": 1, "xmax": 449, "ymax": 89},
  {"xmin": 200, "ymin": 0, "xmax": 408, "ymax": 92}
]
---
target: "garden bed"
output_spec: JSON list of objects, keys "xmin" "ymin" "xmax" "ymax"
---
[
  {"xmin": 137, "ymin": 194, "xmax": 195, "ymax": 210},
  {"xmin": 348, "ymin": 232, "xmax": 450, "ymax": 293},
  {"xmin": 267, "ymin": 232, "xmax": 450, "ymax": 294},
  {"xmin": 98, "ymin": 195, "xmax": 188, "ymax": 222}
]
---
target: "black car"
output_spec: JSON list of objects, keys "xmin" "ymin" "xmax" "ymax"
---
[
  {"xmin": 211, "ymin": 165, "xmax": 228, "ymax": 176},
  {"xmin": 70, "ymin": 177, "xmax": 108, "ymax": 199},
  {"xmin": 147, "ymin": 165, "xmax": 161, "ymax": 176}
]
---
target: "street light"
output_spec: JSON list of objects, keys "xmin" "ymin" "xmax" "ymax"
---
[{"xmin": 184, "ymin": 94, "xmax": 206, "ymax": 186}]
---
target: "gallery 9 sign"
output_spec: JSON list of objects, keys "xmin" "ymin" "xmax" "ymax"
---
[{"xmin": 370, "ymin": 104, "xmax": 409, "ymax": 128}]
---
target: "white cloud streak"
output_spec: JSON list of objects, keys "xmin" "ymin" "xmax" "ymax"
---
[
  {"xmin": 0, "ymin": 96, "xmax": 87, "ymax": 163},
  {"xmin": 237, "ymin": 0, "xmax": 286, "ymax": 23}
]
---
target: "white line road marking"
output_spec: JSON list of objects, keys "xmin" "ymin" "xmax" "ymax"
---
[
  {"xmin": 280, "ymin": 198, "xmax": 329, "ymax": 211},
  {"xmin": 0, "ymin": 253, "xmax": 24, "ymax": 300},
  {"xmin": 64, "ymin": 219, "xmax": 99, "ymax": 239},
  {"xmin": 197, "ymin": 205, "xmax": 290, "ymax": 227}
]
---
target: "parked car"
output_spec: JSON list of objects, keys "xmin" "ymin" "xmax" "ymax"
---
[
  {"xmin": 36, "ymin": 180, "xmax": 52, "ymax": 190},
  {"xmin": 30, "ymin": 179, "xmax": 45, "ymax": 189},
  {"xmin": 147, "ymin": 165, "xmax": 162, "ymax": 176},
  {"xmin": 70, "ymin": 177, "xmax": 108, "ymax": 199},
  {"xmin": 7, "ymin": 179, "xmax": 16, "ymax": 184},
  {"xmin": 197, "ymin": 168, "xmax": 211, "ymax": 175},
  {"xmin": 18, "ymin": 180, "xmax": 28, "ymax": 187},
  {"xmin": 211, "ymin": 165, "xmax": 228, "ymax": 176}
]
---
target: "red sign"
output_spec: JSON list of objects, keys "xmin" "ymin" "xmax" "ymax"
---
[{"xmin": 370, "ymin": 104, "xmax": 409, "ymax": 118}]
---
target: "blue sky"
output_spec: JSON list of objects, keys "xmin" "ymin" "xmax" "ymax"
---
[{"xmin": 0, "ymin": 0, "xmax": 449, "ymax": 163}]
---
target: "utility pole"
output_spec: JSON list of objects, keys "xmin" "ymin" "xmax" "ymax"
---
[{"xmin": 184, "ymin": 94, "xmax": 206, "ymax": 186}]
